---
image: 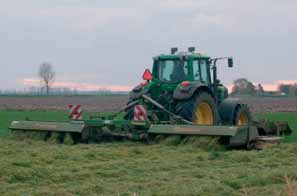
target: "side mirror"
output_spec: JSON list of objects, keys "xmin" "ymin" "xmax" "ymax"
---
[
  {"xmin": 228, "ymin": 58, "xmax": 233, "ymax": 68},
  {"xmin": 142, "ymin": 69, "xmax": 153, "ymax": 81}
]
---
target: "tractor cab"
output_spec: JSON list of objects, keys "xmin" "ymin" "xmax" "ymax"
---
[
  {"xmin": 151, "ymin": 51, "xmax": 211, "ymax": 85},
  {"xmin": 142, "ymin": 48, "xmax": 232, "ymax": 106},
  {"xmin": 146, "ymin": 48, "xmax": 213, "ymax": 107}
]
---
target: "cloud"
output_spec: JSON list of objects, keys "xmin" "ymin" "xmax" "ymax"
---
[
  {"xmin": 1, "ymin": 0, "xmax": 297, "ymax": 90},
  {"xmin": 23, "ymin": 78, "xmax": 133, "ymax": 92},
  {"xmin": 1, "ymin": 0, "xmax": 296, "ymax": 38},
  {"xmin": 3, "ymin": 0, "xmax": 296, "ymax": 34}
]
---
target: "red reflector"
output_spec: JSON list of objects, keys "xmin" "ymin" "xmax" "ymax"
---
[
  {"xmin": 142, "ymin": 69, "xmax": 153, "ymax": 81},
  {"xmin": 134, "ymin": 105, "xmax": 147, "ymax": 121},
  {"xmin": 181, "ymin": 81, "xmax": 190, "ymax": 87}
]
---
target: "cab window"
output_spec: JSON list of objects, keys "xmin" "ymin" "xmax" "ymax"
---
[
  {"xmin": 157, "ymin": 60, "xmax": 188, "ymax": 82},
  {"xmin": 193, "ymin": 59, "xmax": 209, "ymax": 84},
  {"xmin": 200, "ymin": 60, "xmax": 208, "ymax": 83},
  {"xmin": 193, "ymin": 60, "xmax": 200, "ymax": 80}
]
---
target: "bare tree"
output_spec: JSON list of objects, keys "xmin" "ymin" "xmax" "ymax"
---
[
  {"xmin": 38, "ymin": 62, "xmax": 55, "ymax": 95},
  {"xmin": 257, "ymin": 84, "xmax": 264, "ymax": 96}
]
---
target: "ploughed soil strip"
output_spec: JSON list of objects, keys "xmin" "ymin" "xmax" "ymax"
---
[
  {"xmin": 0, "ymin": 96, "xmax": 297, "ymax": 113},
  {"xmin": 238, "ymin": 97, "xmax": 297, "ymax": 113},
  {"xmin": 0, "ymin": 96, "xmax": 128, "ymax": 112}
]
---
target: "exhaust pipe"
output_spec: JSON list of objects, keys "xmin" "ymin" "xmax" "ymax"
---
[
  {"xmin": 188, "ymin": 47, "xmax": 195, "ymax": 53},
  {"xmin": 171, "ymin": 47, "xmax": 178, "ymax": 54}
]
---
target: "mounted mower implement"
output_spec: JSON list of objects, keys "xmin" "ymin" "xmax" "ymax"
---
[{"xmin": 10, "ymin": 47, "xmax": 293, "ymax": 149}]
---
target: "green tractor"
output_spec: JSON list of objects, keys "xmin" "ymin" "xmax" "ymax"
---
[
  {"xmin": 126, "ymin": 47, "xmax": 250, "ymax": 127},
  {"xmin": 10, "ymin": 47, "xmax": 292, "ymax": 149}
]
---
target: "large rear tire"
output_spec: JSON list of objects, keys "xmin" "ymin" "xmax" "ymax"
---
[{"xmin": 175, "ymin": 92, "xmax": 219, "ymax": 125}]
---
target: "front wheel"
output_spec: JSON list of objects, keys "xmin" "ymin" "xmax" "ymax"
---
[{"xmin": 233, "ymin": 105, "xmax": 252, "ymax": 126}]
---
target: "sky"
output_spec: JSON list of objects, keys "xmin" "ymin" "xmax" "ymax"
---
[{"xmin": 0, "ymin": 0, "xmax": 296, "ymax": 91}]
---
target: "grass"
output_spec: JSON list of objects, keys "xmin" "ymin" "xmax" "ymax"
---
[
  {"xmin": 2, "ymin": 138, "xmax": 297, "ymax": 195},
  {"xmin": 0, "ymin": 110, "xmax": 297, "ymax": 195}
]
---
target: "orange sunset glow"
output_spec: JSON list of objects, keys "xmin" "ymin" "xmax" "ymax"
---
[{"xmin": 23, "ymin": 78, "xmax": 133, "ymax": 92}]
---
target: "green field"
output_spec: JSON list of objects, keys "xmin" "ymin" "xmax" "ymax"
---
[{"xmin": 1, "ymin": 110, "xmax": 297, "ymax": 195}]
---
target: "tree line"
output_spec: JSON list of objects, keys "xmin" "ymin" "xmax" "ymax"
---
[{"xmin": 231, "ymin": 78, "xmax": 297, "ymax": 97}]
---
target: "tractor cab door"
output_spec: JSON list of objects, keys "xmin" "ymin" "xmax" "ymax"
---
[{"xmin": 191, "ymin": 58, "xmax": 212, "ymax": 86}]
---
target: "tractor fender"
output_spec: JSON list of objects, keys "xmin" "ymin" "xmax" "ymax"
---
[
  {"xmin": 173, "ymin": 82, "xmax": 214, "ymax": 100},
  {"xmin": 218, "ymin": 98, "xmax": 246, "ymax": 125}
]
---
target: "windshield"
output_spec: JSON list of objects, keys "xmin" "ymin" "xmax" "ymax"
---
[{"xmin": 157, "ymin": 59, "xmax": 188, "ymax": 82}]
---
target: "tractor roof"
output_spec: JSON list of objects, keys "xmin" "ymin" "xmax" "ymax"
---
[{"xmin": 155, "ymin": 52, "xmax": 210, "ymax": 60}]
